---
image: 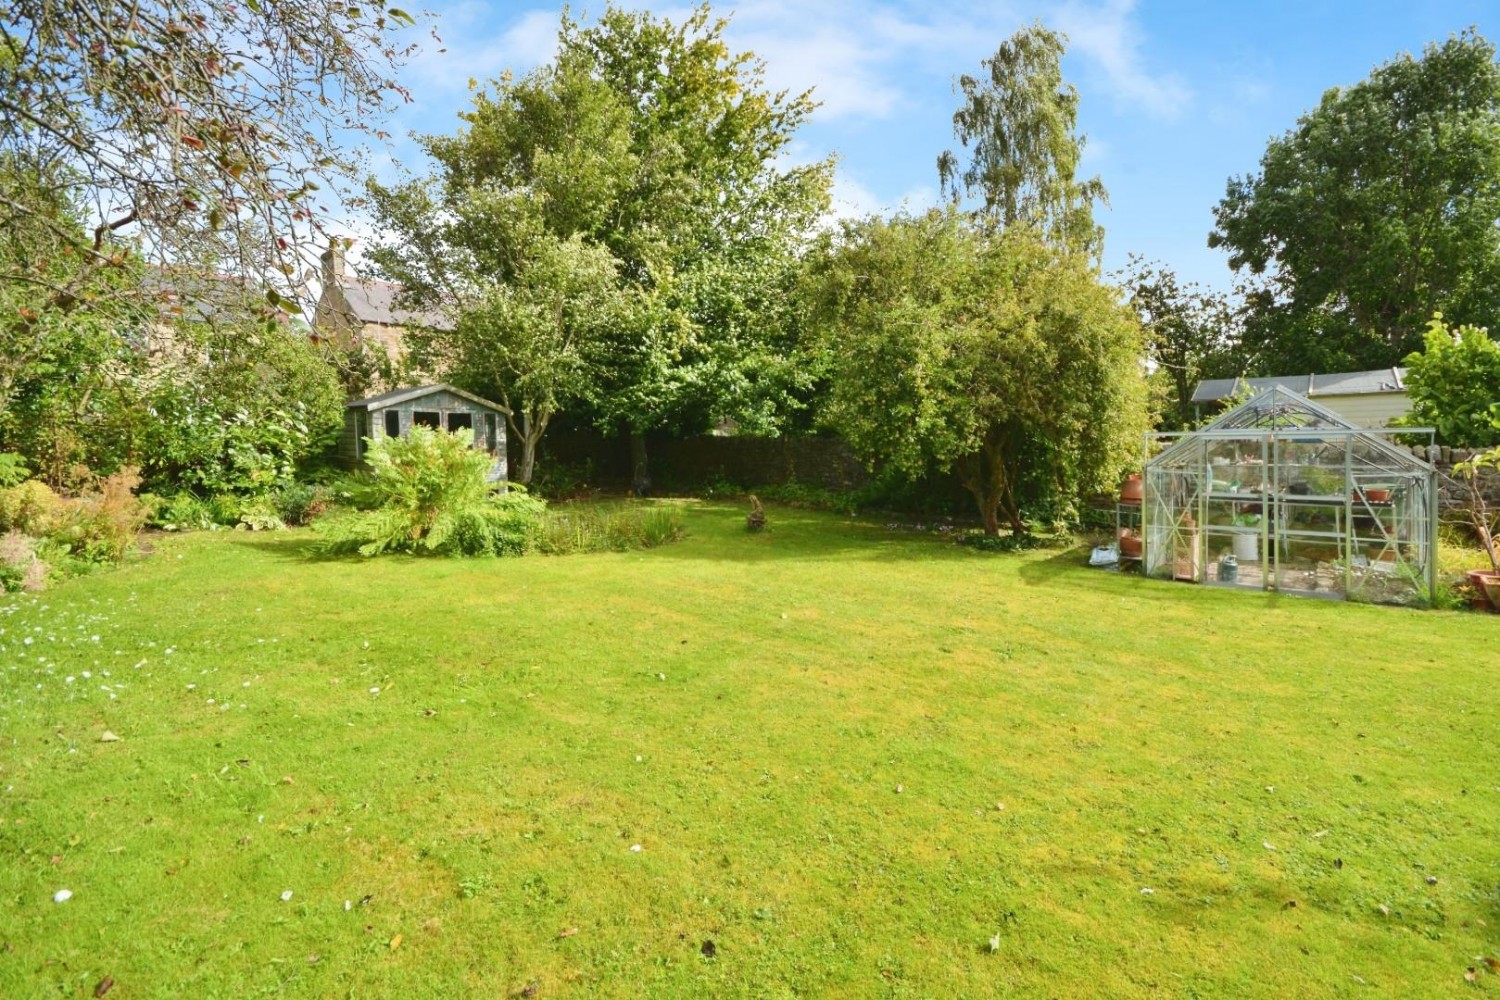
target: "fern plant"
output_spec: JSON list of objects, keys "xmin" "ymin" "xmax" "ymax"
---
[{"xmin": 319, "ymin": 427, "xmax": 544, "ymax": 557}]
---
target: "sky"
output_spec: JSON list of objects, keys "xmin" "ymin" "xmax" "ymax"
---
[{"xmin": 360, "ymin": 0, "xmax": 1498, "ymax": 295}]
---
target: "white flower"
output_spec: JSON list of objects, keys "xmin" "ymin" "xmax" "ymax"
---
[
  {"xmin": 281, "ymin": 890, "xmax": 293, "ymax": 902},
  {"xmin": 53, "ymin": 888, "xmax": 72, "ymax": 903},
  {"xmin": 629, "ymin": 844, "xmax": 642, "ymax": 853},
  {"xmin": 369, "ymin": 687, "xmax": 380, "ymax": 695}
]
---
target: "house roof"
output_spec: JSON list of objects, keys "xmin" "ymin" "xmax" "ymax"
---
[
  {"xmin": 1191, "ymin": 368, "xmax": 1407, "ymax": 404},
  {"xmin": 346, "ymin": 383, "xmax": 508, "ymax": 413},
  {"xmin": 335, "ymin": 277, "xmax": 452, "ymax": 331}
]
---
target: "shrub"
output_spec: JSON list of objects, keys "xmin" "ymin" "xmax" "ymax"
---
[
  {"xmin": 54, "ymin": 469, "xmax": 150, "ymax": 563},
  {"xmin": 536, "ymin": 502, "xmax": 684, "ymax": 554},
  {"xmin": 150, "ymin": 492, "xmax": 216, "ymax": 532},
  {"xmin": 318, "ymin": 427, "xmax": 545, "ymax": 557},
  {"xmin": 1401, "ymin": 314, "xmax": 1500, "ymax": 447},
  {"xmin": 0, "ymin": 531, "xmax": 49, "ymax": 592},
  {"xmin": 0, "ymin": 479, "xmax": 64, "ymax": 535},
  {"xmin": 271, "ymin": 482, "xmax": 332, "ymax": 526}
]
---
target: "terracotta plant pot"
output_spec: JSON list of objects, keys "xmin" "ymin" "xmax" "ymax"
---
[
  {"xmin": 1119, "ymin": 474, "xmax": 1143, "ymax": 504},
  {"xmin": 1478, "ymin": 572, "xmax": 1500, "ymax": 609},
  {"xmin": 1119, "ymin": 534, "xmax": 1142, "ymax": 558},
  {"xmin": 1361, "ymin": 488, "xmax": 1391, "ymax": 503}
]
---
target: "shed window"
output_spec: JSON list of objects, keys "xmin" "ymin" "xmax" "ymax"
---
[
  {"xmin": 355, "ymin": 411, "xmax": 368, "ymax": 458},
  {"xmin": 485, "ymin": 413, "xmax": 498, "ymax": 451},
  {"xmin": 413, "ymin": 411, "xmax": 441, "ymax": 429},
  {"xmin": 447, "ymin": 412, "xmax": 473, "ymax": 434},
  {"xmin": 384, "ymin": 410, "xmax": 401, "ymax": 438}
]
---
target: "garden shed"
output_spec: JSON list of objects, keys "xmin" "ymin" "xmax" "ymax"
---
[
  {"xmin": 341, "ymin": 384, "xmax": 508, "ymax": 482},
  {"xmin": 1142, "ymin": 386, "xmax": 1436, "ymax": 605}
]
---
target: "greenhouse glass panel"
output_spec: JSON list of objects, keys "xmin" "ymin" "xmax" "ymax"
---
[{"xmin": 1141, "ymin": 386, "xmax": 1436, "ymax": 606}]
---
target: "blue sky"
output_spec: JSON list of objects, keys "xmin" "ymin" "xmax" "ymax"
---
[{"xmin": 367, "ymin": 0, "xmax": 1497, "ymax": 294}]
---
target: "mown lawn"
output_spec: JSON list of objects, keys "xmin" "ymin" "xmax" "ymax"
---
[{"xmin": 2, "ymin": 501, "xmax": 1497, "ymax": 998}]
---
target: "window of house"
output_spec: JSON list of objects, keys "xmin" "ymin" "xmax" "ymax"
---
[
  {"xmin": 413, "ymin": 411, "xmax": 440, "ymax": 429},
  {"xmin": 447, "ymin": 412, "xmax": 473, "ymax": 434},
  {"xmin": 384, "ymin": 410, "xmax": 401, "ymax": 438}
]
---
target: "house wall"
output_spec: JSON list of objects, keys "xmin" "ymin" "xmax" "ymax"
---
[{"xmin": 1311, "ymin": 392, "xmax": 1411, "ymax": 428}]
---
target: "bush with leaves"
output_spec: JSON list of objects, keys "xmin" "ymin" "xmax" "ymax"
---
[
  {"xmin": 53, "ymin": 469, "xmax": 151, "ymax": 563},
  {"xmin": 1400, "ymin": 314, "xmax": 1500, "ymax": 448},
  {"xmin": 0, "ymin": 469, "xmax": 150, "ymax": 590},
  {"xmin": 319, "ymin": 427, "xmax": 544, "ymax": 557}
]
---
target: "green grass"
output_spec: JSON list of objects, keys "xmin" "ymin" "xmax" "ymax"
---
[{"xmin": 2, "ymin": 501, "xmax": 1498, "ymax": 998}]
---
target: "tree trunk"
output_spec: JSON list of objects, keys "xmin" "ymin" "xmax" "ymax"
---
[
  {"xmin": 628, "ymin": 430, "xmax": 650, "ymax": 497},
  {"xmin": 959, "ymin": 432, "xmax": 1024, "ymax": 536},
  {"xmin": 507, "ymin": 408, "xmax": 551, "ymax": 487}
]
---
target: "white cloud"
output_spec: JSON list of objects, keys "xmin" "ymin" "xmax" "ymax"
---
[
  {"xmin": 404, "ymin": 4, "xmax": 559, "ymax": 97},
  {"xmin": 1053, "ymin": 0, "xmax": 1192, "ymax": 120}
]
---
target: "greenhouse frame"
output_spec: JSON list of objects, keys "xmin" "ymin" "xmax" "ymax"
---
[{"xmin": 1142, "ymin": 386, "xmax": 1438, "ymax": 606}]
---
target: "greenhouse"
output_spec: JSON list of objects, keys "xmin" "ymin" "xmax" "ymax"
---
[{"xmin": 1140, "ymin": 386, "xmax": 1437, "ymax": 605}]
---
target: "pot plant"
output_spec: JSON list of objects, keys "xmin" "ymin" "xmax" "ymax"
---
[{"xmin": 1453, "ymin": 447, "xmax": 1500, "ymax": 611}]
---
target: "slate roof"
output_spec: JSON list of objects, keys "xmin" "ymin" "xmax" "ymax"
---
[
  {"xmin": 345, "ymin": 383, "xmax": 507, "ymax": 413},
  {"xmin": 335, "ymin": 278, "xmax": 451, "ymax": 330},
  {"xmin": 1191, "ymin": 368, "xmax": 1407, "ymax": 404}
]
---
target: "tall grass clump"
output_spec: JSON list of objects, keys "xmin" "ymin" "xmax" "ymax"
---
[
  {"xmin": 537, "ymin": 501, "xmax": 684, "ymax": 554},
  {"xmin": 319, "ymin": 427, "xmax": 544, "ymax": 557}
]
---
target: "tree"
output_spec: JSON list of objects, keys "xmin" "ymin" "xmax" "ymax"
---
[
  {"xmin": 369, "ymin": 3, "xmax": 832, "ymax": 488},
  {"xmin": 1210, "ymin": 30, "xmax": 1500, "ymax": 373},
  {"xmin": 409, "ymin": 235, "xmax": 628, "ymax": 485},
  {"xmin": 937, "ymin": 22, "xmax": 1106, "ymax": 253},
  {"xmin": 807, "ymin": 211, "xmax": 1149, "ymax": 535},
  {"xmin": 0, "ymin": 0, "xmax": 423, "ymax": 307},
  {"xmin": 1119, "ymin": 256, "xmax": 1239, "ymax": 429},
  {"xmin": 1400, "ymin": 313, "xmax": 1500, "ymax": 448}
]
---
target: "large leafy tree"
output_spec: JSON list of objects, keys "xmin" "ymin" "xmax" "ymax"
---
[
  {"xmin": 370, "ymin": 3, "xmax": 831, "ymax": 488},
  {"xmin": 937, "ymin": 22, "xmax": 1106, "ymax": 254},
  {"xmin": 1210, "ymin": 31, "xmax": 1500, "ymax": 373},
  {"xmin": 1119, "ymin": 256, "xmax": 1239, "ymax": 430},
  {"xmin": 808, "ymin": 211, "xmax": 1149, "ymax": 535},
  {"xmin": 0, "ymin": 0, "xmax": 423, "ymax": 304}
]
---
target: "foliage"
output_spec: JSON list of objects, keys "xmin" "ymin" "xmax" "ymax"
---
[
  {"xmin": 149, "ymin": 492, "xmax": 217, "ymax": 532},
  {"xmin": 0, "ymin": 530, "xmax": 49, "ymax": 591},
  {"xmin": 1210, "ymin": 30, "xmax": 1500, "ymax": 372},
  {"xmin": 535, "ymin": 502, "xmax": 685, "ymax": 554},
  {"xmin": 140, "ymin": 318, "xmax": 346, "ymax": 496},
  {"xmin": 0, "ymin": 0, "xmax": 424, "ymax": 309},
  {"xmin": 269, "ymin": 482, "xmax": 333, "ymax": 527},
  {"xmin": 807, "ymin": 211, "xmax": 1150, "ymax": 535},
  {"xmin": 52, "ymin": 468, "xmax": 150, "ymax": 563},
  {"xmin": 0, "ymin": 452, "xmax": 28, "ymax": 487},
  {"xmin": 368, "ymin": 3, "xmax": 832, "ymax": 487},
  {"xmin": 1399, "ymin": 314, "xmax": 1500, "ymax": 448},
  {"xmin": 937, "ymin": 22, "xmax": 1106, "ymax": 254},
  {"xmin": 0, "ymin": 479, "xmax": 64, "ymax": 536},
  {"xmin": 318, "ymin": 427, "xmax": 544, "ymax": 557},
  {"xmin": 1119, "ymin": 256, "xmax": 1239, "ymax": 429},
  {"xmin": 0, "ymin": 469, "xmax": 148, "ymax": 588},
  {"xmin": 956, "ymin": 530, "xmax": 1048, "ymax": 553},
  {"xmin": 1451, "ymin": 445, "xmax": 1500, "ymax": 572}
]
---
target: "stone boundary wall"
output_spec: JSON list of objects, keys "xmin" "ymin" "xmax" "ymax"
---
[{"xmin": 1401, "ymin": 446, "xmax": 1500, "ymax": 511}]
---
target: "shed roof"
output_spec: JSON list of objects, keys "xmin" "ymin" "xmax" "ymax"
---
[
  {"xmin": 346, "ymin": 383, "xmax": 508, "ymax": 413},
  {"xmin": 1191, "ymin": 367, "xmax": 1406, "ymax": 404}
]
